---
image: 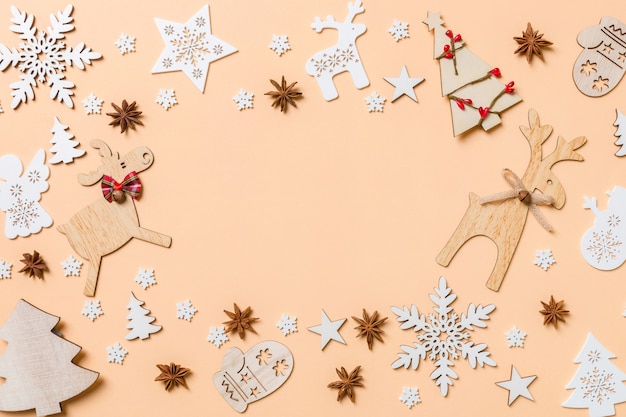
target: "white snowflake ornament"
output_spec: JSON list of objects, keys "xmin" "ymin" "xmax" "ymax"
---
[
  {"xmin": 0, "ymin": 259, "xmax": 12, "ymax": 279},
  {"xmin": 269, "ymin": 34, "xmax": 291, "ymax": 56},
  {"xmin": 504, "ymin": 326, "xmax": 526, "ymax": 348},
  {"xmin": 276, "ymin": 314, "xmax": 297, "ymax": 336},
  {"xmin": 207, "ymin": 325, "xmax": 229, "ymax": 348},
  {"xmin": 81, "ymin": 93, "xmax": 103, "ymax": 115},
  {"xmin": 232, "ymin": 89, "xmax": 253, "ymax": 110},
  {"xmin": 114, "ymin": 33, "xmax": 135, "ymax": 55},
  {"xmin": 61, "ymin": 255, "xmax": 82, "ymax": 277},
  {"xmin": 176, "ymin": 299, "xmax": 197, "ymax": 322},
  {"xmin": 106, "ymin": 342, "xmax": 128, "ymax": 365},
  {"xmin": 81, "ymin": 300, "xmax": 103, "ymax": 321},
  {"xmin": 0, "ymin": 102, "xmax": 4, "ymax": 113},
  {"xmin": 399, "ymin": 386, "xmax": 421, "ymax": 409},
  {"xmin": 0, "ymin": 4, "xmax": 102, "ymax": 109},
  {"xmin": 533, "ymin": 249, "xmax": 555, "ymax": 271},
  {"xmin": 156, "ymin": 89, "xmax": 177, "ymax": 110},
  {"xmin": 134, "ymin": 268, "xmax": 156, "ymax": 289},
  {"xmin": 388, "ymin": 20, "xmax": 409, "ymax": 41},
  {"xmin": 365, "ymin": 92, "xmax": 386, "ymax": 112},
  {"xmin": 391, "ymin": 276, "xmax": 496, "ymax": 396}
]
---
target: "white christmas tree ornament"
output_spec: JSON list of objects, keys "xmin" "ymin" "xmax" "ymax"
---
[
  {"xmin": 48, "ymin": 117, "xmax": 84, "ymax": 164},
  {"xmin": 125, "ymin": 292, "xmax": 161, "ymax": 340},
  {"xmin": 614, "ymin": 109, "xmax": 626, "ymax": 156}
]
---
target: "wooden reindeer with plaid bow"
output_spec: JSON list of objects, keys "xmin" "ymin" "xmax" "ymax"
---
[
  {"xmin": 58, "ymin": 140, "xmax": 171, "ymax": 296},
  {"xmin": 436, "ymin": 109, "xmax": 586, "ymax": 291}
]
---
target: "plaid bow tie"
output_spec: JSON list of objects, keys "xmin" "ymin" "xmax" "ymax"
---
[{"xmin": 101, "ymin": 171, "xmax": 142, "ymax": 202}]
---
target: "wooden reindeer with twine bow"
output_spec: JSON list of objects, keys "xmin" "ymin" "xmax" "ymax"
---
[
  {"xmin": 436, "ymin": 109, "xmax": 586, "ymax": 291},
  {"xmin": 305, "ymin": 0, "xmax": 369, "ymax": 101},
  {"xmin": 58, "ymin": 140, "xmax": 171, "ymax": 296}
]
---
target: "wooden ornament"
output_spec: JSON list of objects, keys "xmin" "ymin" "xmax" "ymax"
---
[
  {"xmin": 57, "ymin": 140, "xmax": 171, "ymax": 296},
  {"xmin": 0, "ymin": 299, "xmax": 99, "ymax": 416},
  {"xmin": 213, "ymin": 340, "xmax": 293, "ymax": 412},
  {"xmin": 436, "ymin": 109, "xmax": 586, "ymax": 291}
]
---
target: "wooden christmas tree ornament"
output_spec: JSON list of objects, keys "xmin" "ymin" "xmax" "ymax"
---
[
  {"xmin": 436, "ymin": 109, "xmax": 586, "ymax": 291},
  {"xmin": 57, "ymin": 140, "xmax": 172, "ymax": 296},
  {"xmin": 0, "ymin": 299, "xmax": 99, "ymax": 416}
]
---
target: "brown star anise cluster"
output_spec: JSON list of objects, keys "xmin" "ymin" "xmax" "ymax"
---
[
  {"xmin": 327, "ymin": 365, "xmax": 364, "ymax": 403},
  {"xmin": 19, "ymin": 250, "xmax": 46, "ymax": 279},
  {"xmin": 155, "ymin": 362, "xmax": 191, "ymax": 391},
  {"xmin": 107, "ymin": 100, "xmax": 144, "ymax": 133},
  {"xmin": 265, "ymin": 76, "xmax": 302, "ymax": 112},
  {"xmin": 223, "ymin": 303, "xmax": 259, "ymax": 339},
  {"xmin": 539, "ymin": 295, "xmax": 569, "ymax": 328},
  {"xmin": 513, "ymin": 22, "xmax": 553, "ymax": 63},
  {"xmin": 352, "ymin": 308, "xmax": 388, "ymax": 350}
]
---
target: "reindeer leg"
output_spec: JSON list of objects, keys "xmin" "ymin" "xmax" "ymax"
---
[
  {"xmin": 132, "ymin": 226, "xmax": 172, "ymax": 248},
  {"xmin": 485, "ymin": 241, "xmax": 516, "ymax": 292},
  {"xmin": 83, "ymin": 255, "xmax": 102, "ymax": 297},
  {"xmin": 436, "ymin": 193, "xmax": 481, "ymax": 266},
  {"xmin": 350, "ymin": 65, "xmax": 369, "ymax": 89},
  {"xmin": 317, "ymin": 76, "xmax": 339, "ymax": 101}
]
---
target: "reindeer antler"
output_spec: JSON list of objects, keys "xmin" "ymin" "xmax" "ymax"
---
[
  {"xmin": 520, "ymin": 108, "xmax": 553, "ymax": 147},
  {"xmin": 543, "ymin": 135, "xmax": 586, "ymax": 166},
  {"xmin": 311, "ymin": 15, "xmax": 338, "ymax": 32},
  {"xmin": 346, "ymin": 0, "xmax": 365, "ymax": 22},
  {"xmin": 77, "ymin": 139, "xmax": 111, "ymax": 186}
]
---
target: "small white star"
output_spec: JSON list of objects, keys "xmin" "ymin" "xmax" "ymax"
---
[
  {"xmin": 307, "ymin": 310, "xmax": 346, "ymax": 350},
  {"xmin": 423, "ymin": 11, "xmax": 444, "ymax": 32},
  {"xmin": 496, "ymin": 366, "xmax": 537, "ymax": 405},
  {"xmin": 384, "ymin": 65, "xmax": 424, "ymax": 102}
]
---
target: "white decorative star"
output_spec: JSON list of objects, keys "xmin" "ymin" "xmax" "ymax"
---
[
  {"xmin": 384, "ymin": 65, "xmax": 424, "ymax": 102},
  {"xmin": 152, "ymin": 5, "xmax": 237, "ymax": 92},
  {"xmin": 307, "ymin": 310, "xmax": 346, "ymax": 350},
  {"xmin": 496, "ymin": 366, "xmax": 537, "ymax": 405},
  {"xmin": 423, "ymin": 11, "xmax": 444, "ymax": 31}
]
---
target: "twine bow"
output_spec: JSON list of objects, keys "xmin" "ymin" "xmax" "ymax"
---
[
  {"xmin": 101, "ymin": 171, "xmax": 142, "ymax": 202},
  {"xmin": 479, "ymin": 168, "xmax": 554, "ymax": 232}
]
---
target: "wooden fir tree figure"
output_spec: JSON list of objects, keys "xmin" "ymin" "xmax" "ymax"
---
[
  {"xmin": 0, "ymin": 299, "xmax": 98, "ymax": 416},
  {"xmin": 563, "ymin": 333, "xmax": 626, "ymax": 417},
  {"xmin": 423, "ymin": 12, "xmax": 522, "ymax": 136},
  {"xmin": 126, "ymin": 292, "xmax": 161, "ymax": 340}
]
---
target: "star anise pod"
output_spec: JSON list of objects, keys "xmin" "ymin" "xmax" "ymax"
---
[
  {"xmin": 155, "ymin": 362, "xmax": 191, "ymax": 391},
  {"xmin": 106, "ymin": 100, "xmax": 144, "ymax": 133},
  {"xmin": 513, "ymin": 22, "xmax": 553, "ymax": 63},
  {"xmin": 327, "ymin": 365, "xmax": 363, "ymax": 403},
  {"xmin": 223, "ymin": 303, "xmax": 259, "ymax": 339},
  {"xmin": 352, "ymin": 308, "xmax": 388, "ymax": 350},
  {"xmin": 539, "ymin": 295, "xmax": 569, "ymax": 328},
  {"xmin": 264, "ymin": 76, "xmax": 302, "ymax": 112},
  {"xmin": 18, "ymin": 250, "xmax": 46, "ymax": 279}
]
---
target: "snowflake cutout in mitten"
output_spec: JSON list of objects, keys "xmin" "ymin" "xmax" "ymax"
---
[
  {"xmin": 207, "ymin": 326, "xmax": 229, "ymax": 348},
  {"xmin": 134, "ymin": 268, "xmax": 156, "ymax": 289},
  {"xmin": 276, "ymin": 314, "xmax": 297, "ymax": 336},
  {"xmin": 232, "ymin": 89, "xmax": 254, "ymax": 110},
  {"xmin": 269, "ymin": 35, "xmax": 291, "ymax": 56},
  {"xmin": 0, "ymin": 5, "xmax": 102, "ymax": 109},
  {"xmin": 534, "ymin": 249, "xmax": 555, "ymax": 271},
  {"xmin": 61, "ymin": 255, "xmax": 82, "ymax": 277},
  {"xmin": 0, "ymin": 259, "xmax": 12, "ymax": 279},
  {"xmin": 81, "ymin": 93, "xmax": 103, "ymax": 115},
  {"xmin": 81, "ymin": 300, "xmax": 103, "ymax": 321},
  {"xmin": 388, "ymin": 20, "xmax": 409, "ymax": 41},
  {"xmin": 504, "ymin": 326, "xmax": 526, "ymax": 348},
  {"xmin": 106, "ymin": 342, "xmax": 128, "ymax": 365},
  {"xmin": 365, "ymin": 92, "xmax": 386, "ymax": 112},
  {"xmin": 399, "ymin": 386, "xmax": 421, "ymax": 408},
  {"xmin": 156, "ymin": 89, "xmax": 177, "ymax": 110},
  {"xmin": 115, "ymin": 33, "xmax": 135, "ymax": 55},
  {"xmin": 176, "ymin": 300, "xmax": 197, "ymax": 322},
  {"xmin": 392, "ymin": 276, "xmax": 496, "ymax": 396}
]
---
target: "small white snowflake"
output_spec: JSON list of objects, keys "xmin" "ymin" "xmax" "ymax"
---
[
  {"xmin": 269, "ymin": 34, "xmax": 291, "ymax": 56},
  {"xmin": 276, "ymin": 314, "xmax": 297, "ymax": 336},
  {"xmin": 504, "ymin": 326, "xmax": 526, "ymax": 348},
  {"xmin": 0, "ymin": 102, "xmax": 3, "ymax": 113},
  {"xmin": 0, "ymin": 259, "xmax": 12, "ymax": 279},
  {"xmin": 156, "ymin": 89, "xmax": 177, "ymax": 110},
  {"xmin": 134, "ymin": 268, "xmax": 156, "ymax": 289},
  {"xmin": 365, "ymin": 92, "xmax": 386, "ymax": 112},
  {"xmin": 114, "ymin": 32, "xmax": 136, "ymax": 55},
  {"xmin": 106, "ymin": 342, "xmax": 128, "ymax": 365},
  {"xmin": 81, "ymin": 299, "xmax": 103, "ymax": 321},
  {"xmin": 534, "ymin": 249, "xmax": 556, "ymax": 271},
  {"xmin": 207, "ymin": 326, "xmax": 229, "ymax": 348},
  {"xmin": 176, "ymin": 299, "xmax": 197, "ymax": 322},
  {"xmin": 399, "ymin": 386, "xmax": 421, "ymax": 408},
  {"xmin": 232, "ymin": 88, "xmax": 254, "ymax": 110},
  {"xmin": 81, "ymin": 93, "xmax": 103, "ymax": 115},
  {"xmin": 388, "ymin": 20, "xmax": 410, "ymax": 42},
  {"xmin": 61, "ymin": 255, "xmax": 82, "ymax": 277}
]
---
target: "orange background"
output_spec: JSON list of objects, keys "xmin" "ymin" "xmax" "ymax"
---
[{"xmin": 1, "ymin": 0, "xmax": 626, "ymax": 416}]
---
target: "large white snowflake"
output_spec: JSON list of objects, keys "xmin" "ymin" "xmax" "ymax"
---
[
  {"xmin": 114, "ymin": 32, "xmax": 135, "ymax": 55},
  {"xmin": 276, "ymin": 314, "xmax": 297, "ymax": 336},
  {"xmin": 0, "ymin": 5, "xmax": 102, "ymax": 109},
  {"xmin": 269, "ymin": 34, "xmax": 291, "ymax": 56},
  {"xmin": 81, "ymin": 92, "xmax": 103, "ymax": 114},
  {"xmin": 232, "ymin": 88, "xmax": 253, "ymax": 110},
  {"xmin": 504, "ymin": 326, "xmax": 526, "ymax": 348},
  {"xmin": 399, "ymin": 386, "xmax": 421, "ymax": 408},
  {"xmin": 207, "ymin": 325, "xmax": 229, "ymax": 348},
  {"xmin": 134, "ymin": 267, "xmax": 156, "ymax": 289},
  {"xmin": 176, "ymin": 299, "xmax": 197, "ymax": 322},
  {"xmin": 586, "ymin": 229, "xmax": 623, "ymax": 264},
  {"xmin": 156, "ymin": 88, "xmax": 177, "ymax": 110},
  {"xmin": 534, "ymin": 249, "xmax": 556, "ymax": 271},
  {"xmin": 61, "ymin": 255, "xmax": 82, "ymax": 277},
  {"xmin": 391, "ymin": 276, "xmax": 496, "ymax": 396},
  {"xmin": 106, "ymin": 342, "xmax": 128, "ymax": 365},
  {"xmin": 81, "ymin": 299, "xmax": 103, "ymax": 321},
  {"xmin": 365, "ymin": 92, "xmax": 386, "ymax": 112},
  {"xmin": 388, "ymin": 20, "xmax": 410, "ymax": 41},
  {"xmin": 0, "ymin": 259, "xmax": 12, "ymax": 279}
]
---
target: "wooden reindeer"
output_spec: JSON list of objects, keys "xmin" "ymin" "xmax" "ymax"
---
[
  {"xmin": 58, "ymin": 140, "xmax": 171, "ymax": 296},
  {"xmin": 436, "ymin": 109, "xmax": 586, "ymax": 291},
  {"xmin": 305, "ymin": 0, "xmax": 369, "ymax": 101}
]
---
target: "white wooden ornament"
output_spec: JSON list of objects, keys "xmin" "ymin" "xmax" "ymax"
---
[
  {"xmin": 48, "ymin": 117, "xmax": 84, "ymax": 164},
  {"xmin": 305, "ymin": 0, "xmax": 369, "ymax": 101},
  {"xmin": 0, "ymin": 299, "xmax": 99, "ymax": 416},
  {"xmin": 495, "ymin": 366, "xmax": 537, "ymax": 405},
  {"xmin": 573, "ymin": 17, "xmax": 626, "ymax": 97},
  {"xmin": 213, "ymin": 340, "xmax": 293, "ymax": 413},
  {"xmin": 307, "ymin": 309, "xmax": 347, "ymax": 350},
  {"xmin": 384, "ymin": 65, "xmax": 424, "ymax": 102},
  {"xmin": 614, "ymin": 109, "xmax": 626, "ymax": 156},
  {"xmin": 126, "ymin": 291, "xmax": 161, "ymax": 340},
  {"xmin": 563, "ymin": 333, "xmax": 626, "ymax": 417},
  {"xmin": 0, "ymin": 149, "xmax": 52, "ymax": 239},
  {"xmin": 152, "ymin": 5, "xmax": 237, "ymax": 93},
  {"xmin": 581, "ymin": 186, "xmax": 626, "ymax": 270}
]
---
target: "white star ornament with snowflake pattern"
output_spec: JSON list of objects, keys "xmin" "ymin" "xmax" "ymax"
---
[{"xmin": 152, "ymin": 5, "xmax": 237, "ymax": 92}]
